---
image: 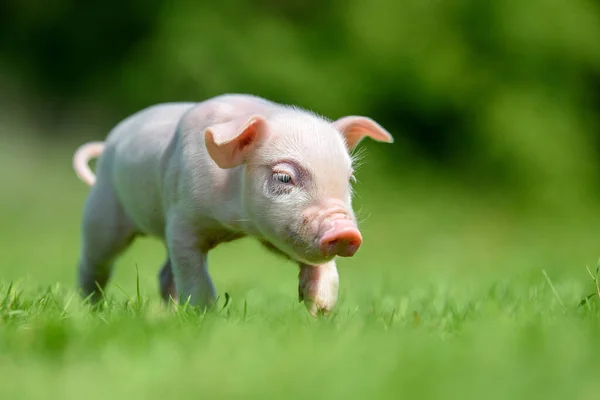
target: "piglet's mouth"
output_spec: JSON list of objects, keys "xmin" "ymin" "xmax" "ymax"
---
[{"xmin": 318, "ymin": 219, "xmax": 362, "ymax": 258}]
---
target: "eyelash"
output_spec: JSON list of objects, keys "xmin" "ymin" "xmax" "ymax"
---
[
  {"xmin": 273, "ymin": 172, "xmax": 353, "ymax": 185},
  {"xmin": 274, "ymin": 172, "xmax": 293, "ymax": 184}
]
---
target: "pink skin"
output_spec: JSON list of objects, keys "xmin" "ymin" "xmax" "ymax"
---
[
  {"xmin": 71, "ymin": 94, "xmax": 394, "ymax": 317},
  {"xmin": 298, "ymin": 261, "xmax": 339, "ymax": 316},
  {"xmin": 319, "ymin": 219, "xmax": 362, "ymax": 258},
  {"xmin": 295, "ymin": 200, "xmax": 362, "ymax": 260}
]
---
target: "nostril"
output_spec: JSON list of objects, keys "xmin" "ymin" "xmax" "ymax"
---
[
  {"xmin": 320, "ymin": 239, "xmax": 338, "ymax": 257},
  {"xmin": 347, "ymin": 240, "xmax": 359, "ymax": 251},
  {"xmin": 340, "ymin": 239, "xmax": 360, "ymax": 255},
  {"xmin": 324, "ymin": 239, "xmax": 339, "ymax": 254}
]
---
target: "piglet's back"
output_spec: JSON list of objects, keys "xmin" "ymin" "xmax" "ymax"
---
[{"xmin": 177, "ymin": 94, "xmax": 282, "ymax": 138}]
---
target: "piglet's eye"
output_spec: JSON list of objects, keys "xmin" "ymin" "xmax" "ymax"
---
[{"xmin": 274, "ymin": 173, "xmax": 292, "ymax": 184}]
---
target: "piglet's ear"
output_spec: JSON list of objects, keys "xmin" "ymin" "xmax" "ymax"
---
[
  {"xmin": 205, "ymin": 115, "xmax": 268, "ymax": 169},
  {"xmin": 332, "ymin": 116, "xmax": 394, "ymax": 151}
]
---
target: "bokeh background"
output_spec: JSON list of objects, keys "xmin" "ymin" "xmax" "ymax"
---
[{"xmin": 1, "ymin": 0, "xmax": 600, "ymax": 305}]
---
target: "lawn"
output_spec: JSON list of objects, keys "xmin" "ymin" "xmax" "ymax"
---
[{"xmin": 1, "ymin": 128, "xmax": 600, "ymax": 399}]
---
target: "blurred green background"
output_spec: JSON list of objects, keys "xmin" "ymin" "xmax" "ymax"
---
[
  {"xmin": 1, "ymin": 0, "xmax": 600, "ymax": 304},
  {"xmin": 4, "ymin": 2, "xmax": 600, "ymax": 399}
]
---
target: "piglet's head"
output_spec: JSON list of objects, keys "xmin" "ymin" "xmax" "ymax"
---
[{"xmin": 205, "ymin": 110, "xmax": 393, "ymax": 265}]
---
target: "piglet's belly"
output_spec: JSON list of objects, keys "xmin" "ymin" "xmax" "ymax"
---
[
  {"xmin": 112, "ymin": 166, "xmax": 167, "ymax": 238},
  {"xmin": 120, "ymin": 195, "xmax": 167, "ymax": 239}
]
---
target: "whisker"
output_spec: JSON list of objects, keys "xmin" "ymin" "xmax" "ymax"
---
[
  {"xmin": 355, "ymin": 206, "xmax": 372, "ymax": 225},
  {"xmin": 350, "ymin": 146, "xmax": 367, "ymax": 169}
]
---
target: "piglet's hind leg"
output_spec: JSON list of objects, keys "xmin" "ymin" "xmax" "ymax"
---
[
  {"xmin": 77, "ymin": 181, "xmax": 136, "ymax": 304},
  {"xmin": 158, "ymin": 257, "xmax": 177, "ymax": 303}
]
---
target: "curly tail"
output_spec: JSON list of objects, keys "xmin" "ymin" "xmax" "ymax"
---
[{"xmin": 73, "ymin": 141, "xmax": 105, "ymax": 186}]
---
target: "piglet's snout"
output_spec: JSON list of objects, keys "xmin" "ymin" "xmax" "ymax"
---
[{"xmin": 319, "ymin": 219, "xmax": 362, "ymax": 258}]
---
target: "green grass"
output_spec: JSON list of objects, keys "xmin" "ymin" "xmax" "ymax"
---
[
  {"xmin": 2, "ymin": 278, "xmax": 600, "ymax": 399},
  {"xmin": 2, "ymin": 130, "xmax": 600, "ymax": 399}
]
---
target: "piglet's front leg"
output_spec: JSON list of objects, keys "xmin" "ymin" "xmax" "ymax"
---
[
  {"xmin": 298, "ymin": 261, "xmax": 339, "ymax": 316},
  {"xmin": 166, "ymin": 216, "xmax": 217, "ymax": 311}
]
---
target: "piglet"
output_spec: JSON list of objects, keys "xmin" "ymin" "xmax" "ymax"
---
[{"xmin": 72, "ymin": 94, "xmax": 393, "ymax": 315}]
